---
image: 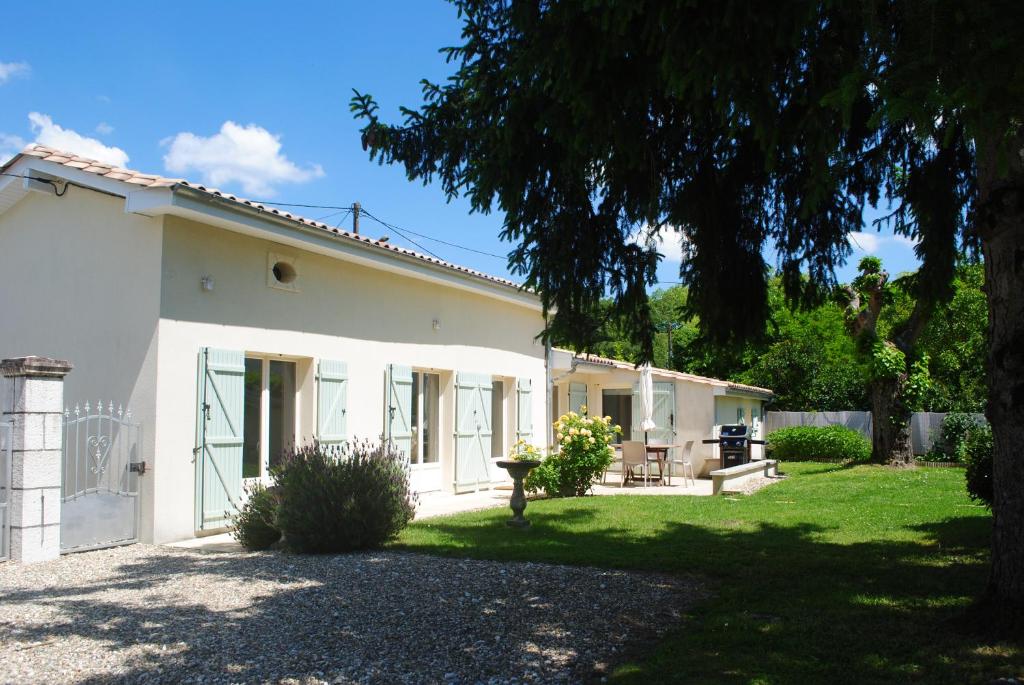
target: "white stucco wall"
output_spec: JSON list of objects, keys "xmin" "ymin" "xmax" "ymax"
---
[
  {"xmin": 151, "ymin": 216, "xmax": 547, "ymax": 542},
  {"xmin": 714, "ymin": 394, "xmax": 768, "ymax": 459},
  {"xmin": 552, "ymin": 368, "xmax": 718, "ymax": 460},
  {"xmin": 0, "ymin": 189, "xmax": 163, "ymax": 541}
]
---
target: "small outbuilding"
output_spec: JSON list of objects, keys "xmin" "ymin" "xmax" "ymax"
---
[{"xmin": 550, "ymin": 349, "xmax": 773, "ymax": 474}]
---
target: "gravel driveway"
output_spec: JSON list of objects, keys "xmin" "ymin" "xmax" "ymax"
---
[{"xmin": 0, "ymin": 545, "xmax": 703, "ymax": 684}]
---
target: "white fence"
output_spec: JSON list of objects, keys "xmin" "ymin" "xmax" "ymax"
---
[
  {"xmin": 766, "ymin": 411, "xmax": 987, "ymax": 455},
  {"xmin": 766, "ymin": 411, "xmax": 873, "ymax": 438}
]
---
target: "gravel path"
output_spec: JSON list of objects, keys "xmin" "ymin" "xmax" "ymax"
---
[{"xmin": 0, "ymin": 545, "xmax": 704, "ymax": 684}]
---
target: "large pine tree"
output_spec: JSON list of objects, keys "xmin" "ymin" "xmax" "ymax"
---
[{"xmin": 352, "ymin": 1, "xmax": 1024, "ymax": 621}]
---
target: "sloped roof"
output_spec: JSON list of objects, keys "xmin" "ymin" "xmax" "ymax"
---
[
  {"xmin": 2, "ymin": 144, "xmax": 522, "ymax": 291},
  {"xmin": 562, "ymin": 349, "xmax": 774, "ymax": 397}
]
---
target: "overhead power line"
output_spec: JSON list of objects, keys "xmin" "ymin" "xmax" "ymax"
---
[
  {"xmin": 247, "ymin": 199, "xmax": 357, "ymax": 211},
  {"xmin": 360, "ymin": 207, "xmax": 508, "ymax": 261},
  {"xmin": 246, "ymin": 197, "xmax": 507, "ymax": 262},
  {"xmin": 359, "ymin": 208, "xmax": 444, "ymax": 260}
]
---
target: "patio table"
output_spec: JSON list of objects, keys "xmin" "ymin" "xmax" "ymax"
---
[{"xmin": 613, "ymin": 443, "xmax": 682, "ymax": 485}]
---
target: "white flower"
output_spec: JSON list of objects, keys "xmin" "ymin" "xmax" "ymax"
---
[
  {"xmin": 588, "ymin": 437, "xmax": 596, "ymax": 444},
  {"xmin": 556, "ymin": 433, "xmax": 564, "ymax": 442}
]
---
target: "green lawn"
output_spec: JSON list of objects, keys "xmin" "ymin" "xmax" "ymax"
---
[{"xmin": 394, "ymin": 463, "xmax": 1022, "ymax": 683}]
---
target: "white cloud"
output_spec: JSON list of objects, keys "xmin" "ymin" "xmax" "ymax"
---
[
  {"xmin": 95, "ymin": 122, "xmax": 114, "ymax": 135},
  {"xmin": 847, "ymin": 231, "xmax": 918, "ymax": 255},
  {"xmin": 28, "ymin": 112, "xmax": 129, "ymax": 167},
  {"xmin": 0, "ymin": 61, "xmax": 29, "ymax": 85},
  {"xmin": 0, "ymin": 133, "xmax": 28, "ymax": 165},
  {"xmin": 631, "ymin": 226, "xmax": 690, "ymax": 263},
  {"xmin": 162, "ymin": 121, "xmax": 324, "ymax": 196}
]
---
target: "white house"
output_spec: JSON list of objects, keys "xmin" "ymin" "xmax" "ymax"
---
[
  {"xmin": 0, "ymin": 145, "xmax": 546, "ymax": 546},
  {"xmin": 0, "ymin": 145, "xmax": 771, "ymax": 550},
  {"xmin": 550, "ymin": 349, "xmax": 773, "ymax": 473}
]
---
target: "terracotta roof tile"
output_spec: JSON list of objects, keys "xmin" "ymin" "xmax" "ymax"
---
[
  {"xmin": 558, "ymin": 348, "xmax": 774, "ymax": 396},
  {"xmin": 3, "ymin": 144, "xmax": 524, "ymax": 291}
]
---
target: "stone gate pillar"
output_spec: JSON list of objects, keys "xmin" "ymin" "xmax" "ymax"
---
[{"xmin": 1, "ymin": 356, "xmax": 72, "ymax": 563}]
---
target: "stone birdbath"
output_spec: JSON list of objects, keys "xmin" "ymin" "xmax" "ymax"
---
[{"xmin": 495, "ymin": 459, "xmax": 541, "ymax": 528}]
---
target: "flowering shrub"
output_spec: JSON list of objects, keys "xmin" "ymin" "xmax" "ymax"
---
[
  {"xmin": 273, "ymin": 440, "xmax": 416, "ymax": 553},
  {"xmin": 525, "ymin": 406, "xmax": 620, "ymax": 497},
  {"xmin": 231, "ymin": 481, "xmax": 281, "ymax": 550},
  {"xmin": 509, "ymin": 439, "xmax": 543, "ymax": 462}
]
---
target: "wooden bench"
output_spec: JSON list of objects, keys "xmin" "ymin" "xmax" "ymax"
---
[{"xmin": 710, "ymin": 459, "xmax": 778, "ymax": 495}]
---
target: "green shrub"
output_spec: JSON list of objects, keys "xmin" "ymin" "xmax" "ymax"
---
[
  {"xmin": 963, "ymin": 423, "xmax": 993, "ymax": 507},
  {"xmin": 231, "ymin": 482, "xmax": 281, "ymax": 550},
  {"xmin": 274, "ymin": 440, "xmax": 416, "ymax": 553},
  {"xmin": 939, "ymin": 412, "xmax": 981, "ymax": 462},
  {"xmin": 767, "ymin": 425, "xmax": 872, "ymax": 462},
  {"xmin": 526, "ymin": 407, "xmax": 619, "ymax": 497}
]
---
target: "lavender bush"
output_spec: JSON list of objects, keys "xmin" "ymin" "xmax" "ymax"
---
[
  {"xmin": 231, "ymin": 481, "xmax": 281, "ymax": 550},
  {"xmin": 272, "ymin": 440, "xmax": 417, "ymax": 553}
]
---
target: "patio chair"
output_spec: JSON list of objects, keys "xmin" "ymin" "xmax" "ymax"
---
[
  {"xmin": 620, "ymin": 440, "xmax": 650, "ymax": 487},
  {"xmin": 602, "ymin": 443, "xmax": 623, "ymax": 485},
  {"xmin": 667, "ymin": 440, "xmax": 696, "ymax": 487}
]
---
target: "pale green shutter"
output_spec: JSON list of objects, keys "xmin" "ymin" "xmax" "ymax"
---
[
  {"xmin": 569, "ymin": 382, "xmax": 588, "ymax": 414},
  {"xmin": 630, "ymin": 383, "xmax": 640, "ymax": 441},
  {"xmin": 386, "ymin": 365, "xmax": 414, "ymax": 460},
  {"xmin": 651, "ymin": 381, "xmax": 676, "ymax": 445},
  {"xmin": 516, "ymin": 378, "xmax": 534, "ymax": 443},
  {"xmin": 454, "ymin": 372, "xmax": 494, "ymax": 490},
  {"xmin": 195, "ymin": 348, "xmax": 245, "ymax": 531},
  {"xmin": 316, "ymin": 359, "xmax": 348, "ymax": 448}
]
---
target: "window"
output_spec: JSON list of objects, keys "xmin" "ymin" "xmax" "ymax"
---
[
  {"xmin": 272, "ymin": 261, "xmax": 297, "ymax": 284},
  {"xmin": 267, "ymin": 252, "xmax": 299, "ymax": 291},
  {"xmin": 242, "ymin": 359, "xmax": 263, "ymax": 478},
  {"xmin": 242, "ymin": 356, "xmax": 297, "ymax": 479},
  {"xmin": 737, "ymin": 407, "xmax": 746, "ymax": 424},
  {"xmin": 410, "ymin": 371, "xmax": 440, "ymax": 465},
  {"xmin": 268, "ymin": 360, "xmax": 296, "ymax": 470},
  {"xmin": 602, "ymin": 389, "xmax": 632, "ymax": 442}
]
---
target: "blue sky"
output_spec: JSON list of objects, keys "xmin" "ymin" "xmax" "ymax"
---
[{"xmin": 0, "ymin": 1, "xmax": 921, "ymax": 286}]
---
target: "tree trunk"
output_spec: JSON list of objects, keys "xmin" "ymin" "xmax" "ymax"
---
[
  {"xmin": 978, "ymin": 130, "xmax": 1024, "ymax": 621},
  {"xmin": 870, "ymin": 376, "xmax": 913, "ymax": 464}
]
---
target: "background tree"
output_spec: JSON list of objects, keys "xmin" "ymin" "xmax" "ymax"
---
[
  {"xmin": 352, "ymin": 0, "xmax": 1023, "ymax": 622},
  {"xmin": 839, "ymin": 256, "xmax": 934, "ymax": 462},
  {"xmin": 917, "ymin": 262, "xmax": 988, "ymax": 412}
]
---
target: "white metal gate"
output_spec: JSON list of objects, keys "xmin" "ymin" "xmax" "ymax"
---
[
  {"xmin": 62, "ymin": 402, "xmax": 143, "ymax": 553},
  {"xmin": 0, "ymin": 421, "xmax": 11, "ymax": 562}
]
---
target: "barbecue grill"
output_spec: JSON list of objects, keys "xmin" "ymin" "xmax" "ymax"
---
[{"xmin": 703, "ymin": 424, "xmax": 766, "ymax": 469}]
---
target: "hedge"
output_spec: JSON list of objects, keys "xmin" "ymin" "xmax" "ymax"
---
[{"xmin": 767, "ymin": 425, "xmax": 872, "ymax": 462}]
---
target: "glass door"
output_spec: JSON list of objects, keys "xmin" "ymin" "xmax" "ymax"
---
[
  {"xmin": 410, "ymin": 371, "xmax": 441, "ymax": 491},
  {"xmin": 242, "ymin": 357, "xmax": 297, "ymax": 482}
]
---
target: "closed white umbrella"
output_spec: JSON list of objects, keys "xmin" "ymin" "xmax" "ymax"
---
[{"xmin": 639, "ymin": 364, "xmax": 657, "ymax": 439}]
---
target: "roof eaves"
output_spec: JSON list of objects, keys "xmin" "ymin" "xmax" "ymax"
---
[{"xmin": 5, "ymin": 144, "xmax": 531, "ymax": 296}]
